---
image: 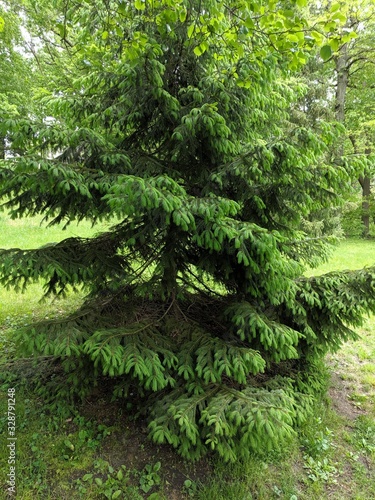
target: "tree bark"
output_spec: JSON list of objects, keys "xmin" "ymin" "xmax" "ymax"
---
[
  {"xmin": 359, "ymin": 175, "xmax": 371, "ymax": 236},
  {"xmin": 335, "ymin": 43, "xmax": 349, "ymax": 126},
  {"xmin": 0, "ymin": 136, "xmax": 5, "ymax": 160}
]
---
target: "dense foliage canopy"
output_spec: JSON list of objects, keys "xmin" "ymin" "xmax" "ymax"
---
[{"xmin": 1, "ymin": 0, "xmax": 375, "ymax": 461}]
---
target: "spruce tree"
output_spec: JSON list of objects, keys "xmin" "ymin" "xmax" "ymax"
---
[{"xmin": 1, "ymin": 0, "xmax": 375, "ymax": 461}]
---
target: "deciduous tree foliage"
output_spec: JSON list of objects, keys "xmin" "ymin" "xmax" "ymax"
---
[
  {"xmin": 1, "ymin": 0, "xmax": 375, "ymax": 461},
  {"xmin": 338, "ymin": 2, "xmax": 375, "ymax": 236},
  {"xmin": 0, "ymin": 3, "xmax": 33, "ymax": 158},
  {"xmin": 309, "ymin": 0, "xmax": 375, "ymax": 237}
]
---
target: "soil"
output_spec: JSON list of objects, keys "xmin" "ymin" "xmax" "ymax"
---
[
  {"xmin": 80, "ymin": 393, "xmax": 213, "ymax": 499},
  {"xmin": 328, "ymin": 370, "xmax": 365, "ymax": 421}
]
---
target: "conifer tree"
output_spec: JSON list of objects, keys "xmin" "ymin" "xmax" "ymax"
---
[{"xmin": 1, "ymin": 0, "xmax": 375, "ymax": 461}]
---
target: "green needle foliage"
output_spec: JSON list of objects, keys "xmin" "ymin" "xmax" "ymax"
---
[{"xmin": 1, "ymin": 0, "xmax": 375, "ymax": 461}]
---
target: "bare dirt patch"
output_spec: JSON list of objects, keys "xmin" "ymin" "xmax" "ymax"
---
[
  {"xmin": 80, "ymin": 391, "xmax": 212, "ymax": 499},
  {"xmin": 328, "ymin": 370, "xmax": 365, "ymax": 421}
]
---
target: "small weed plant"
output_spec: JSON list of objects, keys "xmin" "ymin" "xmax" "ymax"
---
[
  {"xmin": 75, "ymin": 459, "xmax": 164, "ymax": 499},
  {"xmin": 301, "ymin": 418, "xmax": 335, "ymax": 458},
  {"xmin": 61, "ymin": 416, "xmax": 111, "ymax": 461},
  {"xmin": 183, "ymin": 478, "xmax": 199, "ymax": 497},
  {"xmin": 139, "ymin": 461, "xmax": 162, "ymax": 493},
  {"xmin": 301, "ymin": 416, "xmax": 339, "ymax": 484},
  {"xmin": 303, "ymin": 455, "xmax": 339, "ymax": 484},
  {"xmin": 354, "ymin": 416, "xmax": 375, "ymax": 456},
  {"xmin": 75, "ymin": 459, "xmax": 141, "ymax": 499}
]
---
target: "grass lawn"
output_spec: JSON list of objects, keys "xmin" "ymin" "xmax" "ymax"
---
[
  {"xmin": 0, "ymin": 212, "xmax": 112, "ymax": 322},
  {"xmin": 305, "ymin": 238, "xmax": 375, "ymax": 275},
  {"xmin": 0, "ymin": 222, "xmax": 375, "ymax": 499}
]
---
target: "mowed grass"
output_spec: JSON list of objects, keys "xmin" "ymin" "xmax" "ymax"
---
[
  {"xmin": 0, "ymin": 223, "xmax": 375, "ymax": 499},
  {"xmin": 306, "ymin": 238, "xmax": 375, "ymax": 413},
  {"xmin": 305, "ymin": 238, "xmax": 375, "ymax": 275},
  {"xmin": 0, "ymin": 212, "xmax": 111, "ymax": 321}
]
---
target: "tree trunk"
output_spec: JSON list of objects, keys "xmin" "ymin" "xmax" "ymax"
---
[
  {"xmin": 335, "ymin": 43, "xmax": 349, "ymax": 126},
  {"xmin": 0, "ymin": 136, "xmax": 5, "ymax": 160},
  {"xmin": 359, "ymin": 175, "xmax": 371, "ymax": 237}
]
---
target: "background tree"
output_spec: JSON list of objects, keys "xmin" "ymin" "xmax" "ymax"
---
[
  {"xmin": 291, "ymin": 1, "xmax": 375, "ymax": 238},
  {"xmin": 325, "ymin": 1, "xmax": 375, "ymax": 237},
  {"xmin": 344, "ymin": 10, "xmax": 375, "ymax": 237},
  {"xmin": 0, "ymin": 3, "xmax": 33, "ymax": 159},
  {"xmin": 1, "ymin": 0, "xmax": 375, "ymax": 462},
  {"xmin": 288, "ymin": 54, "xmax": 344, "ymax": 240}
]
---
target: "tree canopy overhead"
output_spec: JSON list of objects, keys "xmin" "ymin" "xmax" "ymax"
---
[{"xmin": 1, "ymin": 0, "xmax": 375, "ymax": 462}]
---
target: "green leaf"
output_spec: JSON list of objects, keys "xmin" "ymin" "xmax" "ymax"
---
[
  {"xmin": 64, "ymin": 439, "xmax": 74, "ymax": 451},
  {"xmin": 193, "ymin": 41, "xmax": 209, "ymax": 56},
  {"xmin": 311, "ymin": 30, "xmax": 323, "ymax": 44},
  {"xmin": 332, "ymin": 11, "xmax": 346, "ymax": 23},
  {"xmin": 153, "ymin": 461, "xmax": 161, "ymax": 472},
  {"xmin": 56, "ymin": 22, "xmax": 65, "ymax": 38},
  {"xmin": 134, "ymin": 0, "xmax": 145, "ymax": 10},
  {"xmin": 329, "ymin": 38, "xmax": 339, "ymax": 52},
  {"xmin": 330, "ymin": 2, "xmax": 341, "ymax": 12},
  {"xmin": 187, "ymin": 24, "xmax": 195, "ymax": 38},
  {"xmin": 179, "ymin": 9, "xmax": 187, "ymax": 23},
  {"xmin": 244, "ymin": 16, "xmax": 255, "ymax": 29},
  {"xmin": 320, "ymin": 45, "xmax": 332, "ymax": 61}
]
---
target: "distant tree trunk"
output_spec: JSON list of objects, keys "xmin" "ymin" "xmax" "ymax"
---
[
  {"xmin": 0, "ymin": 136, "xmax": 5, "ymax": 160},
  {"xmin": 359, "ymin": 175, "xmax": 371, "ymax": 237},
  {"xmin": 350, "ymin": 138, "xmax": 372, "ymax": 237},
  {"xmin": 335, "ymin": 43, "xmax": 348, "ymax": 127}
]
